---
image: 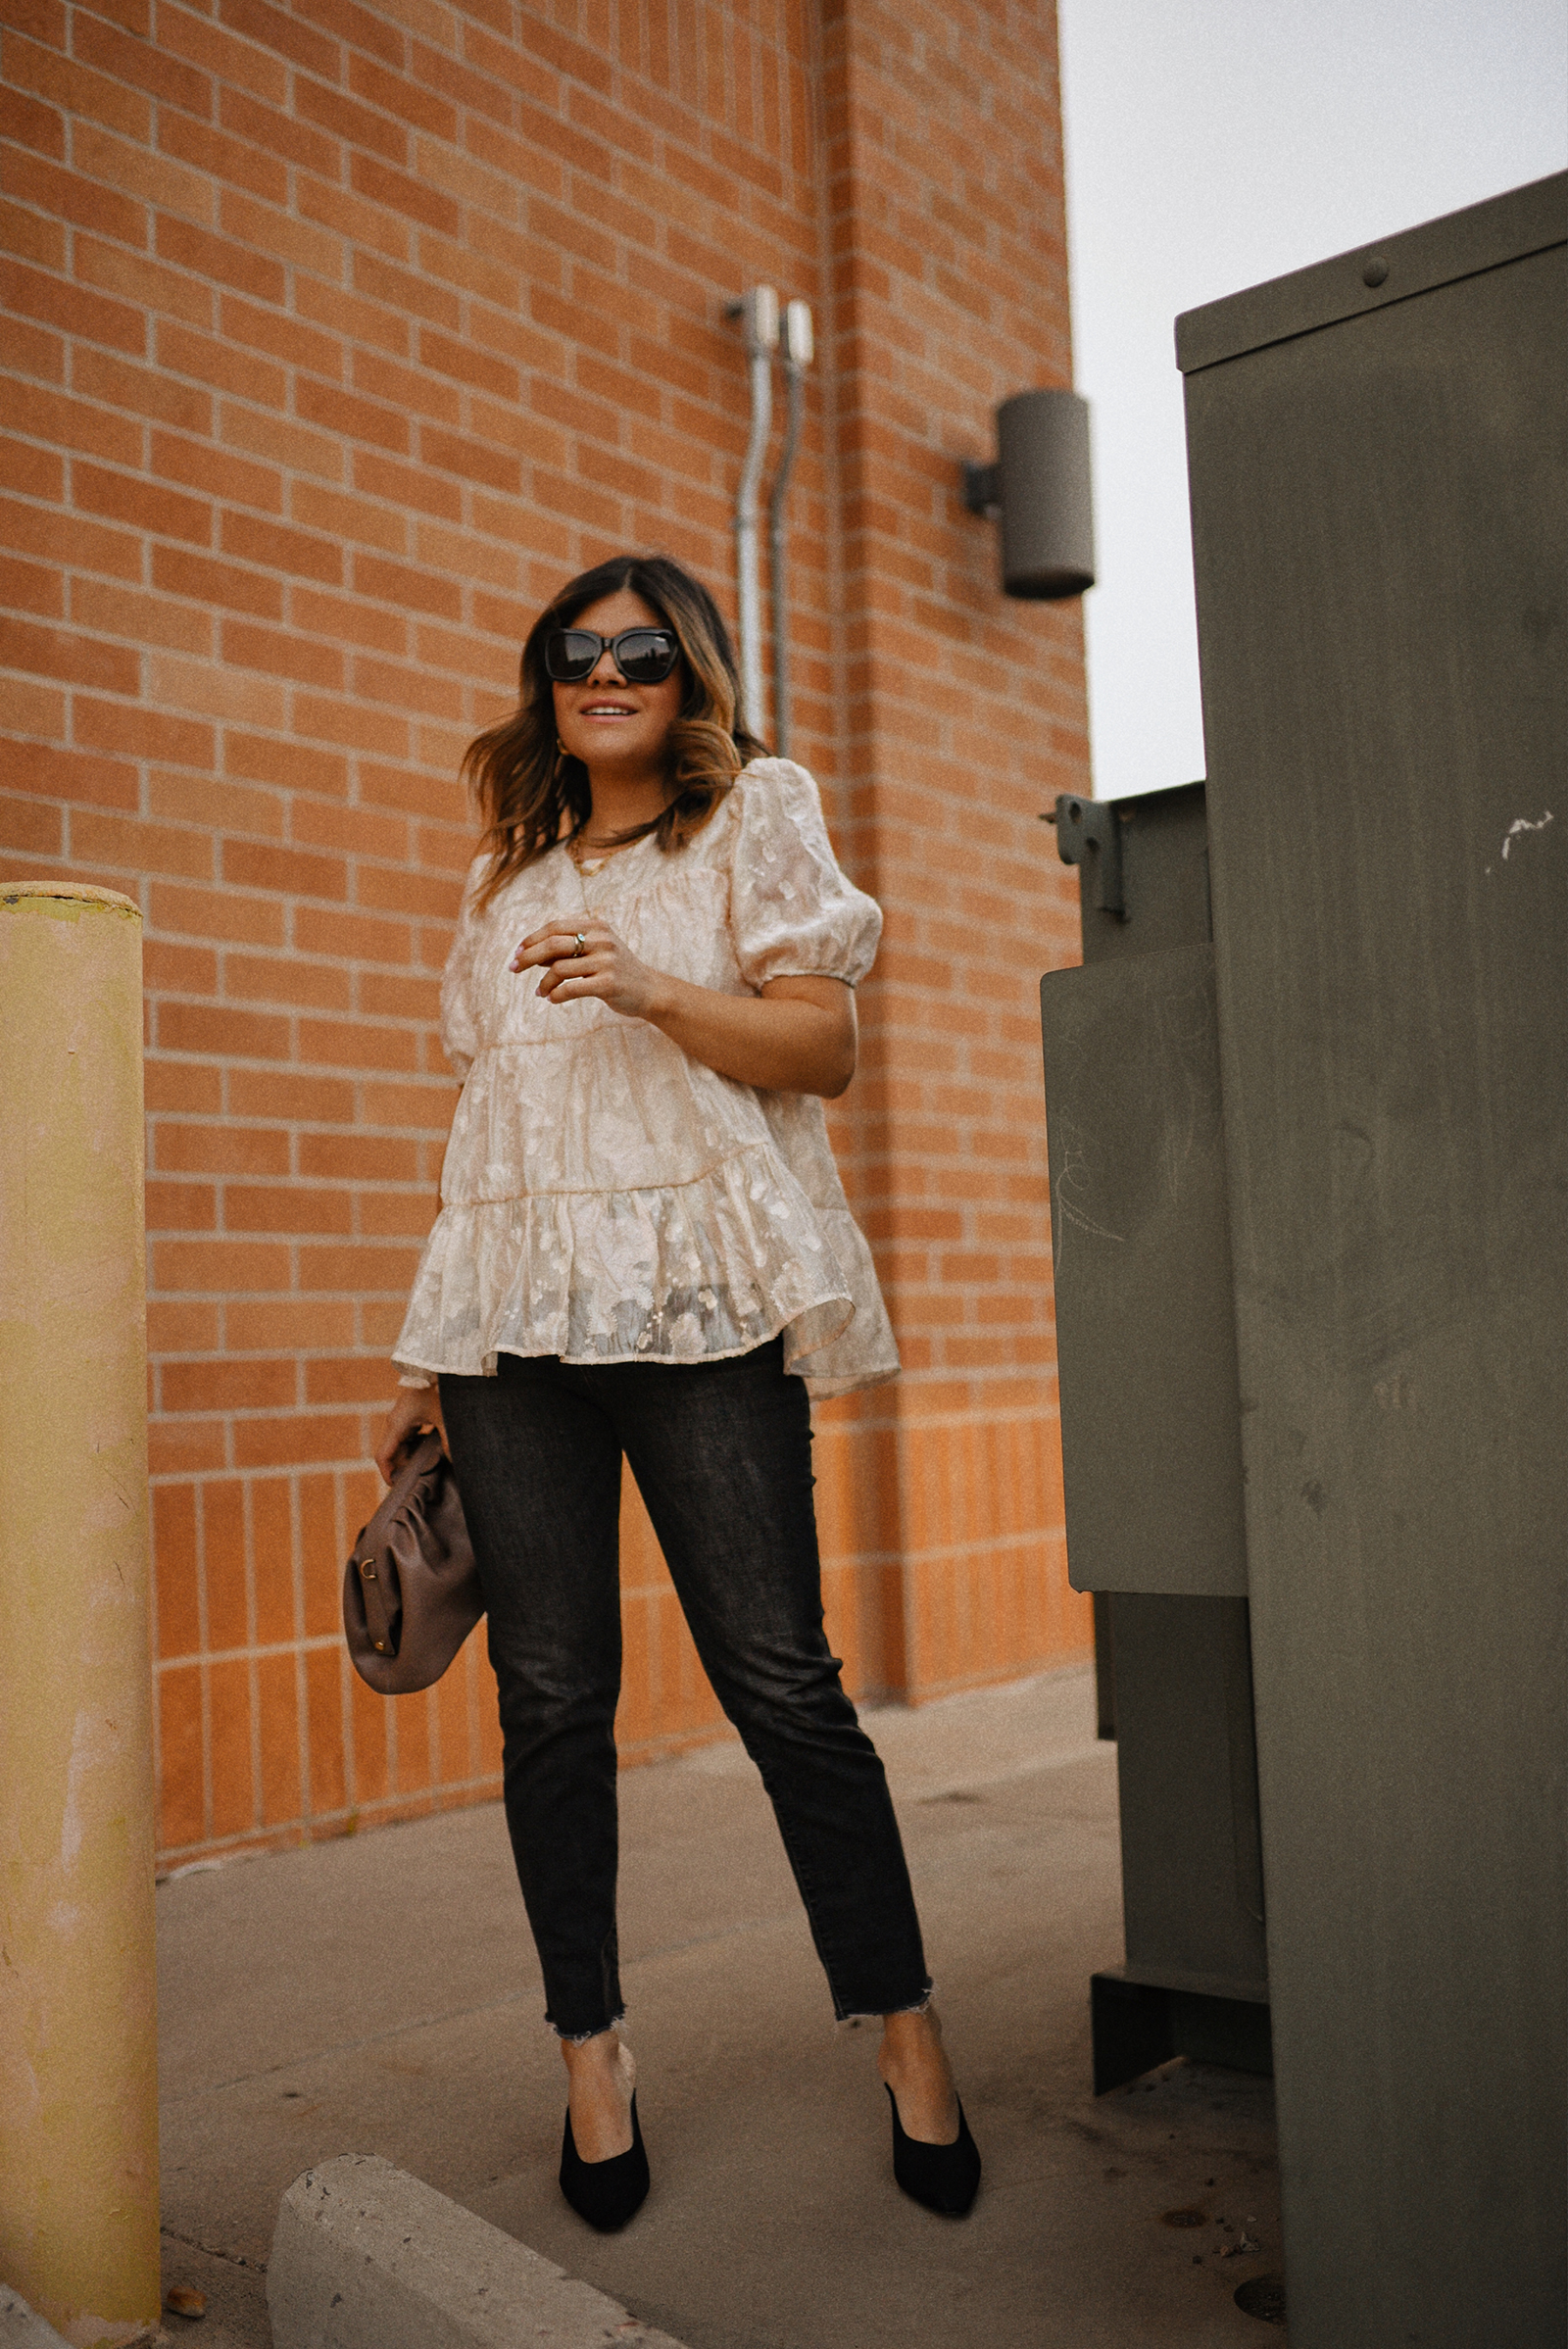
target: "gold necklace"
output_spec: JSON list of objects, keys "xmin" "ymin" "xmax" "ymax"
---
[{"xmin": 567, "ymin": 829, "xmax": 639, "ymax": 868}]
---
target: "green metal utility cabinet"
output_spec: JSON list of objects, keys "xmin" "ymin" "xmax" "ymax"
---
[
  {"xmin": 1045, "ymin": 171, "xmax": 1566, "ymax": 2347},
  {"xmin": 1041, "ymin": 786, "xmax": 1272, "ymax": 2092}
]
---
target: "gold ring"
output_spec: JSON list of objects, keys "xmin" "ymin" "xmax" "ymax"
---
[{"xmin": 573, "ymin": 932, "xmax": 587, "ymax": 952}]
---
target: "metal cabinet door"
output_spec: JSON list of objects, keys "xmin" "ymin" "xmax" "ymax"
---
[{"xmin": 1181, "ymin": 176, "xmax": 1568, "ymax": 2348}]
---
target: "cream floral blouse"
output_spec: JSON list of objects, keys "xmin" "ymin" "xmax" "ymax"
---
[{"xmin": 392, "ymin": 758, "xmax": 900, "ymax": 1399}]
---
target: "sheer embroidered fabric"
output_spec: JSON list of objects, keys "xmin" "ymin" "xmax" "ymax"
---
[{"xmin": 393, "ymin": 759, "xmax": 900, "ymax": 1398}]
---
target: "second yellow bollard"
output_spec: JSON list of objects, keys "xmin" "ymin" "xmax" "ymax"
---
[{"xmin": 0, "ymin": 882, "xmax": 160, "ymax": 2346}]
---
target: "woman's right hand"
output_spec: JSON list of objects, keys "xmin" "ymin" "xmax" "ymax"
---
[{"xmin": 374, "ymin": 1384, "xmax": 447, "ymax": 1486}]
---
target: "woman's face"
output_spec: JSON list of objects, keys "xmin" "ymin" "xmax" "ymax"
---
[{"xmin": 550, "ymin": 589, "xmax": 685, "ymax": 783}]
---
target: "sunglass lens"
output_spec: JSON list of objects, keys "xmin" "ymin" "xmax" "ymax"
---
[
  {"xmin": 545, "ymin": 627, "xmax": 677, "ymax": 683},
  {"xmin": 617, "ymin": 630, "xmax": 677, "ymax": 682},
  {"xmin": 546, "ymin": 630, "xmax": 600, "ymax": 681}
]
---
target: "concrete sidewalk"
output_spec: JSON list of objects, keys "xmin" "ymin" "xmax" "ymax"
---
[{"xmin": 157, "ymin": 1665, "xmax": 1285, "ymax": 2346}]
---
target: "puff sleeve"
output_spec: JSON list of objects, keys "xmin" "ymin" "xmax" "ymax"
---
[
  {"xmin": 728, "ymin": 759, "xmax": 882, "ymax": 991},
  {"xmin": 438, "ymin": 854, "xmax": 489, "ymax": 1082}
]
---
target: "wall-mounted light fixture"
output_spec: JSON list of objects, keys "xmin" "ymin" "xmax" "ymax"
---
[{"xmin": 962, "ymin": 388, "xmax": 1095, "ymax": 600}]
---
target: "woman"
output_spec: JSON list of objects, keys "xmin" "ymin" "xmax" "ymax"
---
[{"xmin": 376, "ymin": 553, "xmax": 980, "ymax": 2230}]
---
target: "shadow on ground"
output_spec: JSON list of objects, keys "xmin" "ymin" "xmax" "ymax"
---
[{"xmin": 157, "ymin": 1664, "xmax": 1284, "ymax": 2346}]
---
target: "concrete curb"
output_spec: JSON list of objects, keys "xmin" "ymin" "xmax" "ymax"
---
[
  {"xmin": 0, "ymin": 2290, "xmax": 70, "ymax": 2349},
  {"xmin": 268, "ymin": 2154, "xmax": 688, "ymax": 2349},
  {"xmin": 0, "ymin": 2289, "xmax": 166, "ymax": 2349}
]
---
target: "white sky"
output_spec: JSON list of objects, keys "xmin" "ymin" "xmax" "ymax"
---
[{"xmin": 1056, "ymin": 0, "xmax": 1568, "ymax": 799}]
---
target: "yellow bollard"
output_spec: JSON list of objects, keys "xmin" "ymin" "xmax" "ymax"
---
[{"xmin": 0, "ymin": 883, "xmax": 160, "ymax": 2346}]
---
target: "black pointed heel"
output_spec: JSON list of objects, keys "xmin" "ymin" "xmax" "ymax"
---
[
  {"xmin": 886, "ymin": 2082, "xmax": 981, "ymax": 2216},
  {"xmin": 559, "ymin": 2090, "xmax": 650, "ymax": 2232}
]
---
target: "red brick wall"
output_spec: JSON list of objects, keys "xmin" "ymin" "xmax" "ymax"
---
[
  {"xmin": 817, "ymin": 0, "xmax": 1088, "ymax": 1698},
  {"xmin": 0, "ymin": 0, "xmax": 1090, "ymax": 1866}
]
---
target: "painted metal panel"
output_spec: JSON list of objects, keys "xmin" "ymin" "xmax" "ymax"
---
[
  {"xmin": 1043, "ymin": 780, "xmax": 1270, "ymax": 2062},
  {"xmin": 1176, "ymin": 170, "xmax": 1565, "ymax": 374},
  {"xmin": 1072, "ymin": 780, "xmax": 1212, "ymax": 966},
  {"xmin": 1184, "ymin": 205, "xmax": 1567, "ymax": 2347},
  {"xmin": 1112, "ymin": 1593, "xmax": 1268, "ymax": 1994},
  {"xmin": 1042, "ymin": 944, "xmax": 1247, "ymax": 1597}
]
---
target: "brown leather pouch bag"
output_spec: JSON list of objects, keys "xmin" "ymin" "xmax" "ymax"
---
[{"xmin": 342, "ymin": 1430, "xmax": 482, "ymax": 1694}]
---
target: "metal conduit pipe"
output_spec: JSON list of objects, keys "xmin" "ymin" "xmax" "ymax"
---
[
  {"xmin": 767, "ymin": 298, "xmax": 812, "ymax": 758},
  {"xmin": 726, "ymin": 284, "xmax": 778, "ymax": 739}
]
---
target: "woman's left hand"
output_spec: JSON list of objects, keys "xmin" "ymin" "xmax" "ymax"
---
[
  {"xmin": 511, "ymin": 919, "xmax": 670, "ymax": 1022},
  {"xmin": 512, "ymin": 922, "xmax": 857, "ymax": 1097}
]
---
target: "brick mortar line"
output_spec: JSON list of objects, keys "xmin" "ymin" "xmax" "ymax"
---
[
  {"xmin": 146, "ymin": 1024, "xmax": 452, "ymax": 1048},
  {"xmin": 144, "ymin": 1181, "xmax": 442, "ymax": 1194},
  {"xmin": 157, "ymin": 1633, "xmax": 344, "ymax": 1669},
  {"xmin": 147, "ymin": 999, "xmax": 449, "ymax": 1020},
  {"xmin": 6, "ymin": 763, "xmax": 476, "ymax": 812},
  {"xmin": 143, "ymin": 1454, "xmax": 957, "ymax": 1478},
  {"xmin": 147, "ymin": 1347, "xmax": 424, "ymax": 1360},
  {"xmin": 0, "ymin": 741, "xmax": 462, "ymax": 793},
  {"xmin": 144, "ymin": 1125, "xmax": 450, "ymax": 1139},
  {"xmin": 154, "ymin": 1777, "xmax": 509, "ymax": 1866},
  {"xmin": 897, "ymin": 1529, "xmax": 1068, "ymax": 1563},
  {"xmin": 146, "ymin": 1048, "xmax": 456, "ymax": 1072},
  {"xmin": 0, "ymin": 467, "xmax": 604, "ymax": 573}
]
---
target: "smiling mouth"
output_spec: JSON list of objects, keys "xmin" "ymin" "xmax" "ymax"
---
[{"xmin": 582, "ymin": 703, "xmax": 637, "ymax": 715}]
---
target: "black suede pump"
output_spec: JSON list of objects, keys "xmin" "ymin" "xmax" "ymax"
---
[
  {"xmin": 559, "ymin": 2092, "xmax": 650, "ymax": 2231},
  {"xmin": 886, "ymin": 2083, "xmax": 982, "ymax": 2216}
]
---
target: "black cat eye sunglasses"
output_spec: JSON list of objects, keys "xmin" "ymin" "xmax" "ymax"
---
[{"xmin": 544, "ymin": 627, "xmax": 681, "ymax": 685}]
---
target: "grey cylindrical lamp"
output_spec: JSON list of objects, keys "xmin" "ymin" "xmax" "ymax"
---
[{"xmin": 963, "ymin": 389, "xmax": 1095, "ymax": 600}]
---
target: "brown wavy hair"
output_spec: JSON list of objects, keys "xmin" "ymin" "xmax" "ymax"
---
[{"xmin": 465, "ymin": 553, "xmax": 768, "ymax": 911}]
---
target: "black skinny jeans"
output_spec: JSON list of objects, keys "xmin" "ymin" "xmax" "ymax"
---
[{"xmin": 439, "ymin": 1339, "xmax": 931, "ymax": 2039}]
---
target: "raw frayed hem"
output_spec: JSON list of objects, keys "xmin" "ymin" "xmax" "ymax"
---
[
  {"xmin": 835, "ymin": 1982, "xmax": 934, "ymax": 2033},
  {"xmin": 548, "ymin": 2012, "xmax": 627, "ymax": 2046}
]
